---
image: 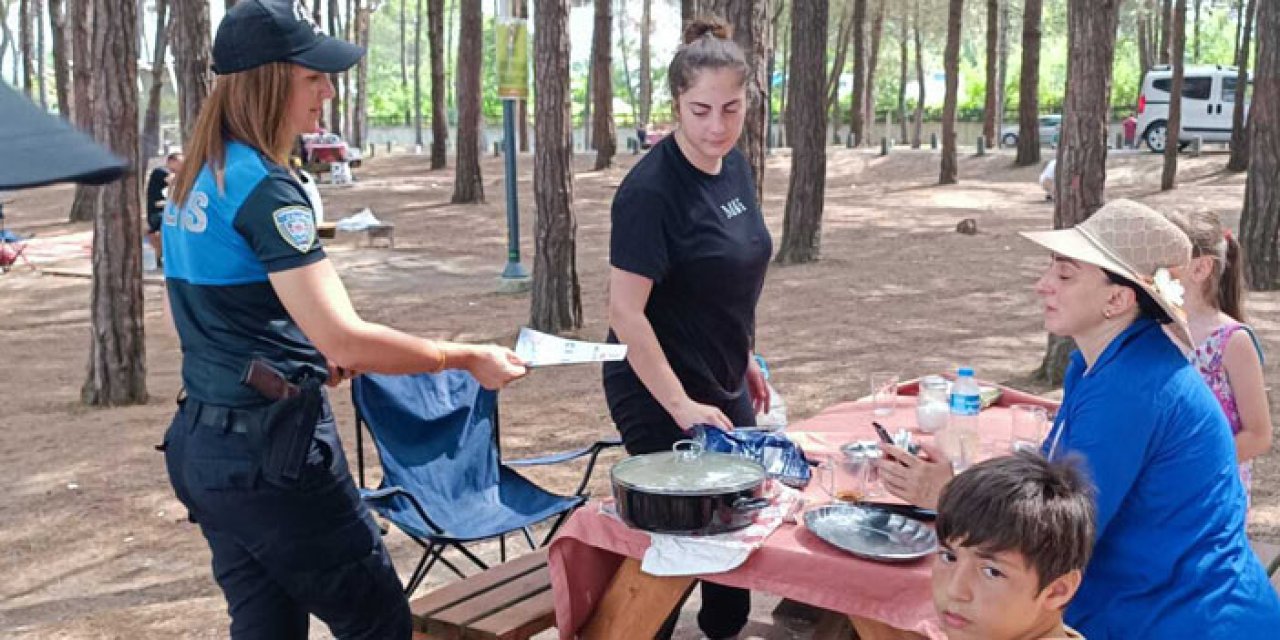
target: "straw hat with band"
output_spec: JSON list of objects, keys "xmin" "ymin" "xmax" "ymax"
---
[{"xmin": 1020, "ymin": 199, "xmax": 1194, "ymax": 348}]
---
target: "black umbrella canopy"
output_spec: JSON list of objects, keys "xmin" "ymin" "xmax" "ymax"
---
[{"xmin": 0, "ymin": 81, "xmax": 128, "ymax": 190}]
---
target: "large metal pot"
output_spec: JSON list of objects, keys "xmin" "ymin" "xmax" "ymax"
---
[{"xmin": 611, "ymin": 440, "xmax": 769, "ymax": 535}]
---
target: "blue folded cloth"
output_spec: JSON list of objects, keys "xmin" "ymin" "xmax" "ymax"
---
[{"xmin": 690, "ymin": 424, "xmax": 812, "ymax": 489}]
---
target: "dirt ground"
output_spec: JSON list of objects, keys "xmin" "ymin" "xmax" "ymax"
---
[{"xmin": 1, "ymin": 144, "xmax": 1275, "ymax": 638}]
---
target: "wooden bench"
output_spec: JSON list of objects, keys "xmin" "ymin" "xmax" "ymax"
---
[{"xmin": 410, "ymin": 548, "xmax": 555, "ymax": 640}]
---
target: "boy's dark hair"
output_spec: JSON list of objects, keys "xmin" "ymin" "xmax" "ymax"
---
[{"xmin": 937, "ymin": 450, "xmax": 1096, "ymax": 592}]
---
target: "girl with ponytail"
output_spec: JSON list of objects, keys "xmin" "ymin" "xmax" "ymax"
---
[{"xmin": 1167, "ymin": 210, "xmax": 1271, "ymax": 509}]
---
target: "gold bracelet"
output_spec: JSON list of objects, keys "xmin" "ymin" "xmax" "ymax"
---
[{"xmin": 431, "ymin": 347, "xmax": 448, "ymax": 373}]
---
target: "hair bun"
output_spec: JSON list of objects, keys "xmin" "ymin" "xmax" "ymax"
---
[{"xmin": 682, "ymin": 17, "xmax": 732, "ymax": 45}]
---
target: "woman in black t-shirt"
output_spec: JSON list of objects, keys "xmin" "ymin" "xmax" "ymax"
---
[{"xmin": 603, "ymin": 17, "xmax": 772, "ymax": 640}]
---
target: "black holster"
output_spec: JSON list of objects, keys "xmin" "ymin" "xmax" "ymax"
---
[{"xmin": 259, "ymin": 376, "xmax": 323, "ymax": 483}]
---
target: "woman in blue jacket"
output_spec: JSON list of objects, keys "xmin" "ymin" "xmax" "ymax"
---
[{"xmin": 878, "ymin": 200, "xmax": 1280, "ymax": 637}]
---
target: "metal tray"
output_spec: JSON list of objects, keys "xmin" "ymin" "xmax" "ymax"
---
[{"xmin": 804, "ymin": 503, "xmax": 938, "ymax": 563}]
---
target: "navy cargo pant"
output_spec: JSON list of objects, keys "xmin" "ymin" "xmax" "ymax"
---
[{"xmin": 163, "ymin": 395, "xmax": 411, "ymax": 640}]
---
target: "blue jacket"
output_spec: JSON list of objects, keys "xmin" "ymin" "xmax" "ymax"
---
[{"xmin": 1045, "ymin": 317, "xmax": 1280, "ymax": 637}]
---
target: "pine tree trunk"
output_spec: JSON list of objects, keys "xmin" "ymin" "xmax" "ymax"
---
[
  {"xmin": 352, "ymin": 1, "xmax": 369, "ymax": 149},
  {"xmin": 1227, "ymin": 0, "xmax": 1256, "ymax": 172},
  {"xmin": 939, "ymin": 0, "xmax": 962, "ymax": 185},
  {"xmin": 451, "ymin": 0, "xmax": 484, "ymax": 202},
  {"xmin": 1137, "ymin": 8, "xmax": 1151, "ymax": 83},
  {"xmin": 141, "ymin": 0, "xmax": 169, "ymax": 160},
  {"xmin": 864, "ymin": 0, "xmax": 884, "ymax": 140},
  {"xmin": 1160, "ymin": 0, "xmax": 1172, "ymax": 63},
  {"xmin": 1015, "ymin": 0, "xmax": 1043, "ymax": 166},
  {"xmin": 848, "ymin": 0, "xmax": 866, "ymax": 146},
  {"xmin": 35, "ymin": 0, "xmax": 46, "ymax": 109},
  {"xmin": 171, "ymin": 0, "xmax": 211, "ymax": 145},
  {"xmin": 530, "ymin": 0, "xmax": 582, "ymax": 331},
  {"xmin": 983, "ymin": 0, "xmax": 999, "ymax": 147},
  {"xmin": 0, "ymin": 2, "xmax": 12, "ymax": 84},
  {"xmin": 48, "ymin": 0, "xmax": 71, "ymax": 118},
  {"xmin": 329, "ymin": 0, "xmax": 343, "ymax": 135},
  {"xmin": 590, "ymin": 0, "xmax": 615, "ymax": 170},
  {"xmin": 19, "ymin": 0, "xmax": 33, "ymax": 99},
  {"xmin": 68, "ymin": 0, "xmax": 95, "ymax": 223},
  {"xmin": 1036, "ymin": 0, "xmax": 1122, "ymax": 383},
  {"xmin": 1161, "ymin": 0, "xmax": 1185, "ymax": 191},
  {"xmin": 912, "ymin": 0, "xmax": 924, "ymax": 149},
  {"xmin": 82, "ymin": 0, "xmax": 146, "ymax": 406},
  {"xmin": 1054, "ymin": 0, "xmax": 1121, "ymax": 226},
  {"xmin": 897, "ymin": 1, "xmax": 908, "ymax": 145},
  {"xmin": 616, "ymin": 0, "xmax": 636, "ymax": 117},
  {"xmin": 429, "ymin": 0, "xmax": 447, "ymax": 168},
  {"xmin": 639, "ymin": 0, "xmax": 652, "ymax": 128},
  {"xmin": 1192, "ymin": 0, "xmax": 1201, "ymax": 62},
  {"xmin": 825, "ymin": 4, "xmax": 853, "ymax": 120},
  {"xmin": 414, "ymin": 0, "xmax": 423, "ymax": 147},
  {"xmin": 401, "ymin": 0, "xmax": 408, "ymax": 125},
  {"xmin": 996, "ymin": 0, "xmax": 1009, "ymax": 146},
  {"xmin": 776, "ymin": 0, "xmax": 827, "ymax": 265},
  {"xmin": 517, "ymin": 0, "xmax": 529, "ymax": 153},
  {"xmin": 1240, "ymin": 0, "xmax": 1279, "ymax": 289},
  {"xmin": 342, "ymin": 0, "xmax": 353, "ymax": 138}
]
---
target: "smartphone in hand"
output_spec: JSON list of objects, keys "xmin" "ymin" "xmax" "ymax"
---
[{"xmin": 873, "ymin": 421, "xmax": 910, "ymax": 467}]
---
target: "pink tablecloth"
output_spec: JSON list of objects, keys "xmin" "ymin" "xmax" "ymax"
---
[{"xmin": 547, "ymin": 381, "xmax": 1058, "ymax": 639}]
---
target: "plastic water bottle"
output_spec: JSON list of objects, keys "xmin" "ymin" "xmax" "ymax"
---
[
  {"xmin": 141, "ymin": 241, "xmax": 158, "ymax": 272},
  {"xmin": 753, "ymin": 354, "xmax": 788, "ymax": 431},
  {"xmin": 946, "ymin": 367, "xmax": 982, "ymax": 470}
]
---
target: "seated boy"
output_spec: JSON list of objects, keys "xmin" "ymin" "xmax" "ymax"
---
[{"xmin": 932, "ymin": 451, "xmax": 1096, "ymax": 639}]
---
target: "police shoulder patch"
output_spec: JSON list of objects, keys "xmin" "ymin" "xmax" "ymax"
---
[{"xmin": 272, "ymin": 206, "xmax": 317, "ymax": 253}]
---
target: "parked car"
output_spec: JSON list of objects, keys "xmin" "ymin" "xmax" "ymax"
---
[
  {"xmin": 1000, "ymin": 114, "xmax": 1061, "ymax": 147},
  {"xmin": 1136, "ymin": 64, "xmax": 1251, "ymax": 153}
]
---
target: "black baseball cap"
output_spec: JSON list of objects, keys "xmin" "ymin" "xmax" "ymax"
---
[{"xmin": 212, "ymin": 0, "xmax": 365, "ymax": 75}]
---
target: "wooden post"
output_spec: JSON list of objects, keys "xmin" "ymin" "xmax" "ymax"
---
[
  {"xmin": 977, "ymin": 136, "xmax": 986, "ymax": 156},
  {"xmin": 930, "ymin": 132, "xmax": 938, "ymax": 149},
  {"xmin": 881, "ymin": 137, "xmax": 889, "ymax": 156},
  {"xmin": 579, "ymin": 558, "xmax": 695, "ymax": 640}
]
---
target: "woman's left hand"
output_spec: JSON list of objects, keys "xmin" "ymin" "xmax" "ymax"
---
[
  {"xmin": 875, "ymin": 442, "xmax": 954, "ymax": 510},
  {"xmin": 746, "ymin": 356, "xmax": 770, "ymax": 415}
]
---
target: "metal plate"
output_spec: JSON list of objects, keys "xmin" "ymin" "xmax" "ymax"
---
[{"xmin": 804, "ymin": 503, "xmax": 938, "ymax": 563}]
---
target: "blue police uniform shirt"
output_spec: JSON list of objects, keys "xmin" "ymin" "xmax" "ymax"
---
[
  {"xmin": 162, "ymin": 141, "xmax": 327, "ymax": 407},
  {"xmin": 1043, "ymin": 317, "xmax": 1280, "ymax": 637}
]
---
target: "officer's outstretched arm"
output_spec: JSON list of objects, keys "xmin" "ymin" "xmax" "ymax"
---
[{"xmin": 269, "ymin": 258, "xmax": 527, "ymax": 390}]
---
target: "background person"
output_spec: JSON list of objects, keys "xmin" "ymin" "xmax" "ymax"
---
[
  {"xmin": 145, "ymin": 152, "xmax": 183, "ymax": 267},
  {"xmin": 1166, "ymin": 210, "xmax": 1272, "ymax": 510},
  {"xmin": 603, "ymin": 17, "xmax": 771, "ymax": 640},
  {"xmin": 160, "ymin": 2, "xmax": 526, "ymax": 638}
]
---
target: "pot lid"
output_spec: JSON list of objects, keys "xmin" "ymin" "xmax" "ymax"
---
[{"xmin": 611, "ymin": 440, "xmax": 766, "ymax": 495}]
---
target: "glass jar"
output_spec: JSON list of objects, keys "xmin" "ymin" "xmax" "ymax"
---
[{"xmin": 915, "ymin": 375, "xmax": 950, "ymax": 433}]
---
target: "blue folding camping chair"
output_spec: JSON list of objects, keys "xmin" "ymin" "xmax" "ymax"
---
[{"xmin": 352, "ymin": 370, "xmax": 621, "ymax": 595}]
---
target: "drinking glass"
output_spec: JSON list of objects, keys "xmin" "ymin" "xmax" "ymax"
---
[
  {"xmin": 870, "ymin": 371, "xmax": 899, "ymax": 417},
  {"xmin": 1011, "ymin": 404, "xmax": 1050, "ymax": 454}
]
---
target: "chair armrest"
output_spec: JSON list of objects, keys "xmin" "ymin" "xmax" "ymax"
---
[
  {"xmin": 504, "ymin": 438, "xmax": 622, "ymax": 466},
  {"xmin": 504, "ymin": 438, "xmax": 624, "ymax": 498},
  {"xmin": 359, "ymin": 485, "xmax": 448, "ymax": 536}
]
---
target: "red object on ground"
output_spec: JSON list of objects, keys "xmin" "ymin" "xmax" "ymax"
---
[{"xmin": 1123, "ymin": 116, "xmax": 1138, "ymax": 144}]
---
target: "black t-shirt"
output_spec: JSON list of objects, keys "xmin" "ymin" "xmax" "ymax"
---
[
  {"xmin": 145, "ymin": 167, "xmax": 170, "ymax": 229},
  {"xmin": 604, "ymin": 135, "xmax": 772, "ymax": 407}
]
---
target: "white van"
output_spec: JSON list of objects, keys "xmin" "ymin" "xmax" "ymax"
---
[{"xmin": 1136, "ymin": 64, "xmax": 1251, "ymax": 153}]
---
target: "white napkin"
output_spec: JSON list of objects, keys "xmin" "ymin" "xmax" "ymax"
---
[{"xmin": 636, "ymin": 484, "xmax": 804, "ymax": 577}]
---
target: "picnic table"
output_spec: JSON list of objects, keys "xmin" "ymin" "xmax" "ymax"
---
[{"xmin": 547, "ymin": 378, "xmax": 1059, "ymax": 639}]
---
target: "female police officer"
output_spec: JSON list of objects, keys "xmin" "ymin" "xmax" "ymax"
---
[{"xmin": 160, "ymin": 2, "xmax": 526, "ymax": 638}]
